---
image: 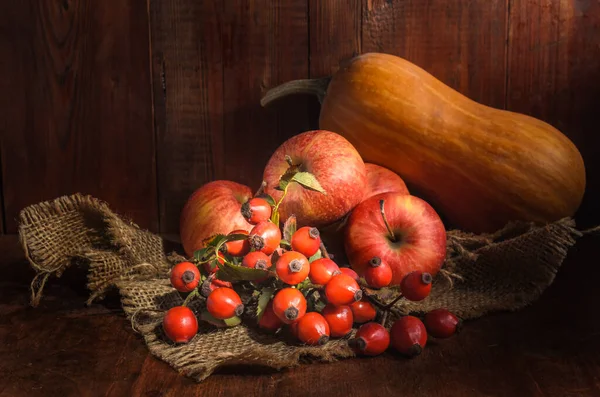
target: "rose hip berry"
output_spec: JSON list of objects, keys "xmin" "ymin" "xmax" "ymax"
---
[
  {"xmin": 162, "ymin": 306, "xmax": 198, "ymax": 343},
  {"xmin": 350, "ymin": 298, "xmax": 377, "ymax": 324},
  {"xmin": 223, "ymin": 229, "xmax": 250, "ymax": 257},
  {"xmin": 248, "ymin": 221, "xmax": 281, "ymax": 255},
  {"xmin": 275, "ymin": 251, "xmax": 310, "ymax": 285},
  {"xmin": 364, "ymin": 257, "xmax": 393, "ymax": 289},
  {"xmin": 200, "ymin": 276, "xmax": 233, "ymax": 298},
  {"xmin": 272, "ymin": 287, "xmax": 307, "ymax": 324},
  {"xmin": 291, "ymin": 226, "xmax": 321, "ymax": 257},
  {"xmin": 390, "ymin": 315, "xmax": 427, "ymax": 357},
  {"xmin": 242, "ymin": 251, "xmax": 272, "ymax": 270},
  {"xmin": 349, "ymin": 322, "xmax": 390, "ymax": 356},
  {"xmin": 400, "ymin": 270, "xmax": 433, "ymax": 301},
  {"xmin": 309, "ymin": 258, "xmax": 341, "ymax": 285},
  {"xmin": 322, "ymin": 304, "xmax": 353, "ymax": 337},
  {"xmin": 258, "ymin": 300, "xmax": 284, "ymax": 332},
  {"xmin": 170, "ymin": 262, "xmax": 201, "ymax": 293},
  {"xmin": 296, "ymin": 312, "xmax": 330, "ymax": 345},
  {"xmin": 241, "ymin": 197, "xmax": 272, "ymax": 225},
  {"xmin": 325, "ymin": 273, "xmax": 363, "ymax": 306},
  {"xmin": 424, "ymin": 308, "xmax": 462, "ymax": 339},
  {"xmin": 339, "ymin": 267, "xmax": 359, "ymax": 281},
  {"xmin": 206, "ymin": 287, "xmax": 244, "ymax": 320}
]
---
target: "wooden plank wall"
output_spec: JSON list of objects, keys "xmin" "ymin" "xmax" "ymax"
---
[{"xmin": 0, "ymin": 0, "xmax": 598, "ymax": 235}]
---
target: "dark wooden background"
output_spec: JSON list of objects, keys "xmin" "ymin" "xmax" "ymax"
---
[{"xmin": 1, "ymin": 0, "xmax": 599, "ymax": 237}]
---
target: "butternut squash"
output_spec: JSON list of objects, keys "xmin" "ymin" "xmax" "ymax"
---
[{"xmin": 261, "ymin": 53, "xmax": 586, "ymax": 233}]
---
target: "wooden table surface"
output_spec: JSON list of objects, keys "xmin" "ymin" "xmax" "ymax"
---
[{"xmin": 1, "ymin": 233, "xmax": 599, "ymax": 397}]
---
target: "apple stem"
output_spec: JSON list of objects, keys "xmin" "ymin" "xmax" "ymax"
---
[
  {"xmin": 254, "ymin": 181, "xmax": 266, "ymax": 197},
  {"xmin": 319, "ymin": 242, "xmax": 331, "ymax": 260},
  {"xmin": 379, "ymin": 200, "xmax": 396, "ymax": 242}
]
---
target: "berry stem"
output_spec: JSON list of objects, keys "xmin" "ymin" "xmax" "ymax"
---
[
  {"xmin": 384, "ymin": 293, "xmax": 405, "ymax": 310},
  {"xmin": 361, "ymin": 288, "xmax": 387, "ymax": 310},
  {"xmin": 380, "ymin": 310, "xmax": 389, "ymax": 328},
  {"xmin": 254, "ymin": 181, "xmax": 267, "ymax": 198},
  {"xmin": 319, "ymin": 242, "xmax": 331, "ymax": 260},
  {"xmin": 271, "ymin": 182, "xmax": 290, "ymax": 223},
  {"xmin": 182, "ymin": 289, "xmax": 199, "ymax": 307},
  {"xmin": 379, "ymin": 200, "xmax": 396, "ymax": 242}
]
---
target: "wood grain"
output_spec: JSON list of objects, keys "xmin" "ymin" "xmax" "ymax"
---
[
  {"xmin": 361, "ymin": 0, "xmax": 507, "ymax": 108},
  {"xmin": 1, "ymin": 234, "xmax": 599, "ymax": 396},
  {"xmin": 507, "ymin": 0, "xmax": 600, "ymax": 227},
  {"xmin": 151, "ymin": 0, "xmax": 310, "ymax": 235},
  {"xmin": 0, "ymin": 0, "xmax": 157, "ymax": 233}
]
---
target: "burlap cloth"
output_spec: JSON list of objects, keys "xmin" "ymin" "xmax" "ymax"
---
[{"xmin": 17, "ymin": 193, "xmax": 595, "ymax": 382}]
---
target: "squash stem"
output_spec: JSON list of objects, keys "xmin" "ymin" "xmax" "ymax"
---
[
  {"xmin": 260, "ymin": 77, "xmax": 331, "ymax": 107},
  {"xmin": 379, "ymin": 200, "xmax": 397, "ymax": 242}
]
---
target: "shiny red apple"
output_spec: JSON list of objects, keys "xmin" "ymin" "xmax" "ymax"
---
[
  {"xmin": 344, "ymin": 192, "xmax": 446, "ymax": 285},
  {"xmin": 180, "ymin": 180, "xmax": 254, "ymax": 257},
  {"xmin": 364, "ymin": 163, "xmax": 409, "ymax": 200},
  {"xmin": 263, "ymin": 130, "xmax": 367, "ymax": 227}
]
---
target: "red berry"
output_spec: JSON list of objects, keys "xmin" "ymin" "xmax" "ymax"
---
[
  {"xmin": 170, "ymin": 262, "xmax": 200, "ymax": 293},
  {"xmin": 275, "ymin": 251, "xmax": 310, "ymax": 285},
  {"xmin": 340, "ymin": 267, "xmax": 359, "ymax": 281},
  {"xmin": 350, "ymin": 298, "xmax": 377, "ymax": 324},
  {"xmin": 296, "ymin": 312, "xmax": 330, "ymax": 345},
  {"xmin": 248, "ymin": 221, "xmax": 281, "ymax": 255},
  {"xmin": 364, "ymin": 257, "xmax": 393, "ymax": 289},
  {"xmin": 309, "ymin": 258, "xmax": 341, "ymax": 285},
  {"xmin": 390, "ymin": 315, "xmax": 427, "ymax": 357},
  {"xmin": 325, "ymin": 273, "xmax": 363, "ymax": 306},
  {"xmin": 258, "ymin": 300, "xmax": 284, "ymax": 332},
  {"xmin": 200, "ymin": 277, "xmax": 233, "ymax": 297},
  {"xmin": 424, "ymin": 309, "xmax": 462, "ymax": 339},
  {"xmin": 400, "ymin": 271, "xmax": 433, "ymax": 301},
  {"xmin": 322, "ymin": 304, "xmax": 353, "ymax": 338},
  {"xmin": 223, "ymin": 229, "xmax": 250, "ymax": 257},
  {"xmin": 291, "ymin": 226, "xmax": 321, "ymax": 257},
  {"xmin": 242, "ymin": 251, "xmax": 272, "ymax": 270},
  {"xmin": 241, "ymin": 197, "xmax": 272, "ymax": 225},
  {"xmin": 272, "ymin": 288, "xmax": 307, "ymax": 324},
  {"xmin": 206, "ymin": 287, "xmax": 244, "ymax": 320},
  {"xmin": 162, "ymin": 306, "xmax": 198, "ymax": 343},
  {"xmin": 349, "ymin": 322, "xmax": 390, "ymax": 356}
]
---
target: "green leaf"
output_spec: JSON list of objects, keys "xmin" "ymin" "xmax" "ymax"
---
[
  {"xmin": 283, "ymin": 215, "xmax": 297, "ymax": 242},
  {"xmin": 201, "ymin": 311, "xmax": 242, "ymax": 328},
  {"xmin": 216, "ymin": 260, "xmax": 270, "ymax": 282},
  {"xmin": 271, "ymin": 210, "xmax": 280, "ymax": 226},
  {"xmin": 314, "ymin": 300, "xmax": 326, "ymax": 312},
  {"xmin": 194, "ymin": 247, "xmax": 212, "ymax": 262},
  {"xmin": 308, "ymin": 249, "xmax": 322, "ymax": 263},
  {"xmin": 225, "ymin": 233, "xmax": 250, "ymax": 242},
  {"xmin": 277, "ymin": 178, "xmax": 290, "ymax": 192},
  {"xmin": 279, "ymin": 239, "xmax": 291, "ymax": 247},
  {"xmin": 257, "ymin": 193, "xmax": 276, "ymax": 207},
  {"xmin": 291, "ymin": 172, "xmax": 327, "ymax": 194},
  {"xmin": 256, "ymin": 287, "xmax": 274, "ymax": 321},
  {"xmin": 203, "ymin": 234, "xmax": 228, "ymax": 248}
]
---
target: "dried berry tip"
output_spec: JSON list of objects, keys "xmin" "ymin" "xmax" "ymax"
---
[
  {"xmin": 182, "ymin": 270, "xmax": 195, "ymax": 283},
  {"xmin": 309, "ymin": 228, "xmax": 320, "ymax": 239},
  {"xmin": 284, "ymin": 306, "xmax": 299, "ymax": 320},
  {"xmin": 348, "ymin": 337, "xmax": 367, "ymax": 351},
  {"xmin": 407, "ymin": 343, "xmax": 423, "ymax": 357},
  {"xmin": 369, "ymin": 257, "xmax": 382, "ymax": 267},
  {"xmin": 421, "ymin": 273, "xmax": 433, "ymax": 285},
  {"xmin": 332, "ymin": 270, "xmax": 341, "ymax": 276},
  {"xmin": 354, "ymin": 290, "xmax": 363, "ymax": 302},
  {"xmin": 241, "ymin": 201, "xmax": 252, "ymax": 220},
  {"xmin": 235, "ymin": 304, "xmax": 245, "ymax": 317},
  {"xmin": 255, "ymin": 259, "xmax": 267, "ymax": 270},
  {"xmin": 318, "ymin": 335, "xmax": 329, "ymax": 345},
  {"xmin": 288, "ymin": 259, "xmax": 303, "ymax": 273},
  {"xmin": 249, "ymin": 235, "xmax": 265, "ymax": 251},
  {"xmin": 200, "ymin": 279, "xmax": 213, "ymax": 298}
]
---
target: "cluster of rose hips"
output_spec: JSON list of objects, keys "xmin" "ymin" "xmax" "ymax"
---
[{"xmin": 162, "ymin": 185, "xmax": 462, "ymax": 358}]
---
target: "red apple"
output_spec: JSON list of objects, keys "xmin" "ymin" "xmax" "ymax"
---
[
  {"xmin": 344, "ymin": 192, "xmax": 446, "ymax": 285},
  {"xmin": 180, "ymin": 180, "xmax": 254, "ymax": 257},
  {"xmin": 263, "ymin": 130, "xmax": 367, "ymax": 227},
  {"xmin": 364, "ymin": 163, "xmax": 409, "ymax": 200}
]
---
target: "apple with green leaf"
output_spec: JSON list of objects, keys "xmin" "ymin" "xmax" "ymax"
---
[
  {"xmin": 344, "ymin": 191, "xmax": 447, "ymax": 285},
  {"xmin": 180, "ymin": 180, "xmax": 253, "ymax": 257},
  {"xmin": 263, "ymin": 130, "xmax": 367, "ymax": 228}
]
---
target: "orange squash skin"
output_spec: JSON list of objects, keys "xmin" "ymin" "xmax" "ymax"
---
[{"xmin": 319, "ymin": 53, "xmax": 586, "ymax": 232}]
